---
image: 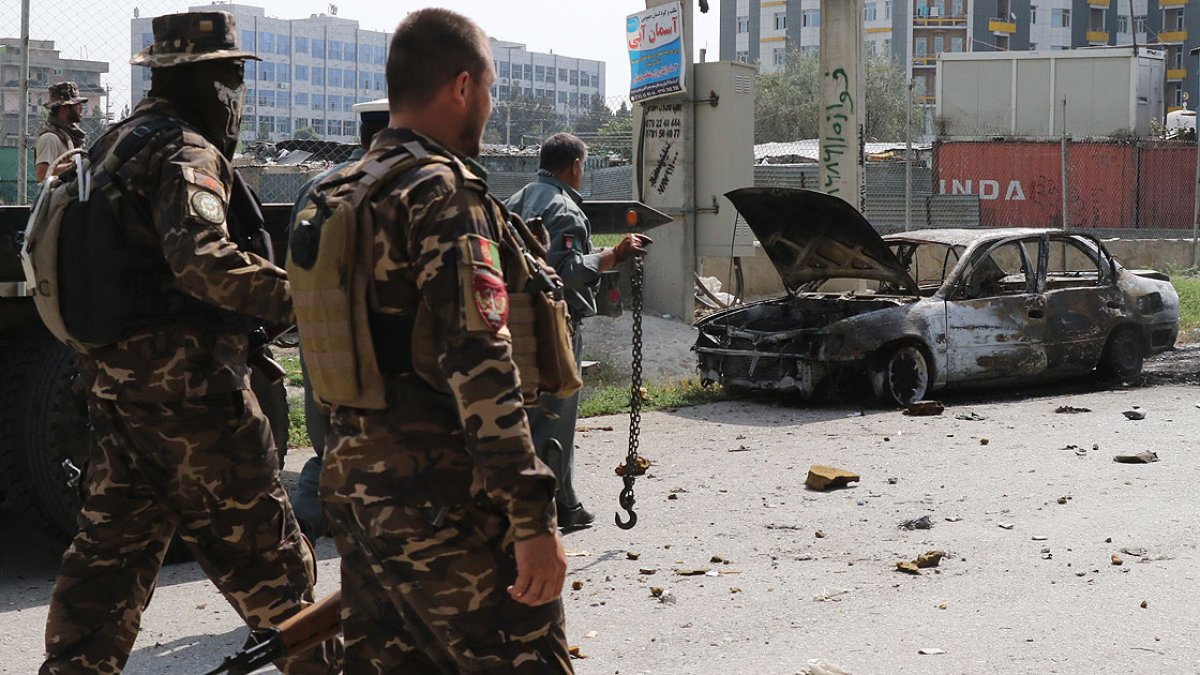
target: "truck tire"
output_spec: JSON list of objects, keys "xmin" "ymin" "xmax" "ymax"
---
[
  {"xmin": 0, "ymin": 331, "xmax": 88, "ymax": 539},
  {"xmin": 0, "ymin": 331, "xmax": 292, "ymax": 552}
]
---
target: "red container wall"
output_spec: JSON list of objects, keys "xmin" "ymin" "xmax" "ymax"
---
[{"xmin": 933, "ymin": 140, "xmax": 1194, "ymax": 230}]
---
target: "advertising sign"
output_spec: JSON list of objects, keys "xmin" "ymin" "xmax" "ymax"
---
[{"xmin": 627, "ymin": 2, "xmax": 687, "ymax": 103}]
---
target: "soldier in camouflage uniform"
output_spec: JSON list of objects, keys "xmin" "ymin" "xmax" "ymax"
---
[
  {"xmin": 40, "ymin": 12, "xmax": 341, "ymax": 675},
  {"xmin": 318, "ymin": 9, "xmax": 573, "ymax": 673}
]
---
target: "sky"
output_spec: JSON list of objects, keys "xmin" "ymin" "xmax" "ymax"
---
[{"xmin": 3, "ymin": 1, "xmax": 723, "ymax": 112}]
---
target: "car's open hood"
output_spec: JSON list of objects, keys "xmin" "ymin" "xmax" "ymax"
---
[{"xmin": 726, "ymin": 188, "xmax": 917, "ymax": 294}]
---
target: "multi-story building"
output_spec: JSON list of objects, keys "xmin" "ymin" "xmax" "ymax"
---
[
  {"xmin": 721, "ymin": 0, "xmax": 1198, "ymax": 111},
  {"xmin": 132, "ymin": 3, "xmax": 388, "ymax": 144},
  {"xmin": 0, "ymin": 38, "xmax": 108, "ymax": 147},
  {"xmin": 490, "ymin": 39, "xmax": 606, "ymax": 120}
]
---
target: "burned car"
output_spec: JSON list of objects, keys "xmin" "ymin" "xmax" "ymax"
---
[{"xmin": 695, "ymin": 188, "xmax": 1180, "ymax": 405}]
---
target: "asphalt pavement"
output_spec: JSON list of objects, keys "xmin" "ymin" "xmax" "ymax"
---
[{"xmin": 2, "ymin": 348, "xmax": 1199, "ymax": 674}]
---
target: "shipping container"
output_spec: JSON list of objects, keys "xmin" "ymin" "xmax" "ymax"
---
[{"xmin": 936, "ymin": 48, "xmax": 1166, "ymax": 138}]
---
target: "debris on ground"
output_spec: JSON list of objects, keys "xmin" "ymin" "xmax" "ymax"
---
[
  {"xmin": 1120, "ymin": 547, "xmax": 1148, "ymax": 558},
  {"xmin": 903, "ymin": 400, "xmax": 945, "ymax": 416},
  {"xmin": 805, "ymin": 465, "xmax": 861, "ymax": 491},
  {"xmin": 1112, "ymin": 554, "xmax": 1124, "ymax": 566},
  {"xmin": 814, "ymin": 530, "xmax": 826, "ymax": 538},
  {"xmin": 801, "ymin": 658, "xmax": 852, "ymax": 675},
  {"xmin": 576, "ymin": 425, "xmax": 614, "ymax": 432},
  {"xmin": 1057, "ymin": 496, "xmax": 1069, "ymax": 504},
  {"xmin": 896, "ymin": 560, "xmax": 922, "ymax": 574},
  {"xmin": 813, "ymin": 589, "xmax": 852, "ymax": 602},
  {"xmin": 1055, "ymin": 405, "xmax": 1092, "ymax": 414},
  {"xmin": 615, "ymin": 456, "xmax": 652, "ymax": 476},
  {"xmin": 729, "ymin": 445, "xmax": 753, "ymax": 452},
  {"xmin": 568, "ymin": 645, "xmax": 586, "ymax": 659},
  {"xmin": 565, "ymin": 550, "xmax": 590, "ymax": 557},
  {"xmin": 639, "ymin": 568, "xmax": 657, "ymax": 575},
  {"xmin": 980, "ymin": 438, "xmax": 990, "ymax": 445},
  {"xmin": 918, "ymin": 648, "xmax": 947, "ymax": 656},
  {"xmin": 1140, "ymin": 601, "xmax": 1148, "ymax": 609},
  {"xmin": 1113, "ymin": 451, "xmax": 1159, "ymax": 464},
  {"xmin": 998, "ymin": 522, "xmax": 1015, "ymax": 530},
  {"xmin": 899, "ymin": 515, "xmax": 933, "ymax": 530},
  {"xmin": 955, "ymin": 411, "xmax": 986, "ymax": 421},
  {"xmin": 945, "ymin": 516, "xmax": 963, "ymax": 522},
  {"xmin": 916, "ymin": 551, "xmax": 945, "ymax": 568},
  {"xmin": 887, "ymin": 477, "xmax": 898, "ymax": 484},
  {"xmin": 1123, "ymin": 410, "xmax": 1147, "ymax": 421},
  {"xmin": 571, "ymin": 581, "xmax": 584, "ymax": 591},
  {"xmin": 673, "ymin": 568, "xmax": 710, "ymax": 576},
  {"xmin": 626, "ymin": 551, "xmax": 641, "ymax": 560}
]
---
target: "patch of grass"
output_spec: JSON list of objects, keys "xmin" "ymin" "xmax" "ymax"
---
[
  {"xmin": 286, "ymin": 392, "xmax": 309, "ymax": 449},
  {"xmin": 1172, "ymin": 275, "xmax": 1200, "ymax": 337},
  {"xmin": 591, "ymin": 234, "xmax": 623, "ymax": 249},
  {"xmin": 579, "ymin": 377, "xmax": 727, "ymax": 418},
  {"xmin": 278, "ymin": 353, "xmax": 305, "ymax": 388}
]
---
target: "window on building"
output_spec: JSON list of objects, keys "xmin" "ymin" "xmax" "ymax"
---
[
  {"xmin": 246, "ymin": 61, "xmax": 257, "ymax": 80},
  {"xmin": 277, "ymin": 34, "xmax": 289, "ymax": 54},
  {"xmin": 774, "ymin": 12, "xmax": 786, "ymax": 30},
  {"xmin": 951, "ymin": 36, "xmax": 964, "ymax": 52},
  {"xmin": 570, "ymin": 92, "xmax": 579, "ymax": 107},
  {"xmin": 296, "ymin": 65, "xmax": 308, "ymax": 81},
  {"xmin": 295, "ymin": 36, "xmax": 308, "ymax": 53},
  {"xmin": 361, "ymin": 73, "xmax": 371, "ymax": 90},
  {"xmin": 375, "ymin": 45, "xmax": 386, "ymax": 65},
  {"xmin": 260, "ymin": 62, "xmax": 274, "ymax": 81},
  {"xmin": 559, "ymin": 67, "xmax": 568, "ymax": 82},
  {"xmin": 1177, "ymin": 10, "xmax": 1186, "ymax": 31},
  {"xmin": 329, "ymin": 95, "xmax": 339, "ymax": 111},
  {"xmin": 883, "ymin": 38, "xmax": 891, "ymax": 52},
  {"xmin": 915, "ymin": 40, "xmax": 928, "ymax": 57},
  {"xmin": 296, "ymin": 93, "xmax": 308, "ymax": 105},
  {"xmin": 867, "ymin": 40, "xmax": 877, "ymax": 57},
  {"xmin": 570, "ymin": 70, "xmax": 579, "ymax": 86},
  {"xmin": 1052, "ymin": 8, "xmax": 1070, "ymax": 28},
  {"xmin": 1117, "ymin": 14, "xmax": 1129, "ymax": 33},
  {"xmin": 328, "ymin": 40, "xmax": 342, "ymax": 60},
  {"xmin": 737, "ymin": 15, "xmax": 749, "ymax": 33},
  {"xmin": 295, "ymin": 117, "xmax": 307, "ymax": 131},
  {"xmin": 313, "ymin": 119, "xmax": 324, "ymax": 135},
  {"xmin": 259, "ymin": 90, "xmax": 274, "ymax": 107},
  {"xmin": 497, "ymin": 61, "xmax": 509, "ymax": 78},
  {"xmin": 735, "ymin": 49, "xmax": 749, "ymax": 63},
  {"xmin": 559, "ymin": 91, "xmax": 567, "ymax": 103},
  {"xmin": 885, "ymin": 1, "xmax": 891, "ymax": 20},
  {"xmin": 1030, "ymin": 5, "xmax": 1038, "ymax": 23},
  {"xmin": 278, "ymin": 92, "xmax": 290, "ymax": 107},
  {"xmin": 312, "ymin": 39, "xmax": 325, "ymax": 58},
  {"xmin": 801, "ymin": 44, "xmax": 818, "ymax": 55},
  {"xmin": 277, "ymin": 118, "xmax": 291, "ymax": 135},
  {"xmin": 141, "ymin": 32, "xmax": 153, "ymax": 48},
  {"xmin": 241, "ymin": 30, "xmax": 255, "ymax": 51},
  {"xmin": 343, "ymin": 98, "xmax": 353, "ymax": 112},
  {"xmin": 312, "ymin": 94, "xmax": 324, "ymax": 109},
  {"xmin": 865, "ymin": 3, "xmax": 877, "ymax": 21},
  {"xmin": 1175, "ymin": 86, "xmax": 1184, "ymax": 107},
  {"xmin": 325, "ymin": 68, "xmax": 337, "ymax": 87},
  {"xmin": 581, "ymin": 71, "xmax": 590, "ymax": 87},
  {"xmin": 259, "ymin": 32, "xmax": 273, "ymax": 53},
  {"xmin": 374, "ymin": 72, "xmax": 384, "ymax": 91},
  {"xmin": 1135, "ymin": 15, "xmax": 1147, "ymax": 33},
  {"xmin": 773, "ymin": 48, "xmax": 786, "ymax": 66},
  {"xmin": 934, "ymin": 35, "xmax": 944, "ymax": 53},
  {"xmin": 952, "ymin": 0, "xmax": 963, "ymax": 16},
  {"xmin": 801, "ymin": 10, "xmax": 819, "ymax": 27}
]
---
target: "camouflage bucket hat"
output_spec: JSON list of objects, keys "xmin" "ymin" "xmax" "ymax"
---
[
  {"xmin": 43, "ymin": 81, "xmax": 88, "ymax": 109},
  {"xmin": 130, "ymin": 11, "xmax": 261, "ymax": 68}
]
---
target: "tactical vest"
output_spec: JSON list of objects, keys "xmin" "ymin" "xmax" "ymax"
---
[
  {"xmin": 23, "ymin": 115, "xmax": 265, "ymax": 355},
  {"xmin": 288, "ymin": 140, "xmax": 581, "ymax": 410}
]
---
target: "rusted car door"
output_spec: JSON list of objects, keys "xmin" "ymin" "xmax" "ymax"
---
[
  {"xmin": 1040, "ymin": 234, "xmax": 1123, "ymax": 374},
  {"xmin": 943, "ymin": 237, "xmax": 1048, "ymax": 383}
]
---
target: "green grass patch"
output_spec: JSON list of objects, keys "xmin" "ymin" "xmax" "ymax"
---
[
  {"xmin": 286, "ymin": 392, "xmax": 309, "ymax": 449},
  {"xmin": 278, "ymin": 353, "xmax": 305, "ymax": 388},
  {"xmin": 591, "ymin": 234, "xmax": 623, "ymax": 249},
  {"xmin": 1172, "ymin": 275, "xmax": 1200, "ymax": 337},
  {"xmin": 579, "ymin": 377, "xmax": 727, "ymax": 418}
]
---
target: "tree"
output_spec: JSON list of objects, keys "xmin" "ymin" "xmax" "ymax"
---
[
  {"xmin": 294, "ymin": 126, "xmax": 318, "ymax": 140},
  {"xmin": 80, "ymin": 104, "xmax": 108, "ymax": 139},
  {"xmin": 571, "ymin": 96, "xmax": 614, "ymax": 135},
  {"xmin": 754, "ymin": 51, "xmax": 922, "ymax": 144},
  {"xmin": 487, "ymin": 94, "xmax": 559, "ymax": 146},
  {"xmin": 595, "ymin": 102, "xmax": 633, "ymax": 160}
]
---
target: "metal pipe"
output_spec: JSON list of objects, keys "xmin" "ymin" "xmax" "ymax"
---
[
  {"xmin": 17, "ymin": 0, "xmax": 31, "ymax": 205},
  {"xmin": 905, "ymin": 78, "xmax": 913, "ymax": 232},
  {"xmin": 1193, "ymin": 108, "xmax": 1200, "ymax": 267},
  {"xmin": 1060, "ymin": 96, "xmax": 1068, "ymax": 230}
]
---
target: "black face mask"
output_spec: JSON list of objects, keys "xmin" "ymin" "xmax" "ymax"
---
[{"xmin": 150, "ymin": 60, "xmax": 246, "ymax": 159}]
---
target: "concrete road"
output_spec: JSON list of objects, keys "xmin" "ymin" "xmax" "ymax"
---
[{"xmin": 2, "ymin": 350, "xmax": 1198, "ymax": 674}]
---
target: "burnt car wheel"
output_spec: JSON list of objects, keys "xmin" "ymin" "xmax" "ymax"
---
[
  {"xmin": 1097, "ymin": 326, "xmax": 1144, "ymax": 381},
  {"xmin": 875, "ymin": 345, "xmax": 931, "ymax": 406}
]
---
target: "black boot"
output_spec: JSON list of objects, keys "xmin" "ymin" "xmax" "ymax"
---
[{"xmin": 558, "ymin": 503, "xmax": 595, "ymax": 530}]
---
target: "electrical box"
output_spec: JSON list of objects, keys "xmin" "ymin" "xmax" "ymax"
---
[{"xmin": 694, "ymin": 60, "xmax": 757, "ymax": 258}]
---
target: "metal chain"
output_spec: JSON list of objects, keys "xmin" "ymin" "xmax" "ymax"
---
[{"xmin": 616, "ymin": 255, "xmax": 644, "ymax": 529}]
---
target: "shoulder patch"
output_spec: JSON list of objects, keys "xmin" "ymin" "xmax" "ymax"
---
[
  {"xmin": 472, "ymin": 270, "xmax": 509, "ymax": 332},
  {"xmin": 461, "ymin": 234, "xmax": 503, "ymax": 275},
  {"xmin": 181, "ymin": 165, "xmax": 227, "ymax": 200},
  {"xmin": 191, "ymin": 190, "xmax": 226, "ymax": 224}
]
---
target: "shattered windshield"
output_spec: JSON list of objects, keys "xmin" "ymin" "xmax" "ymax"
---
[{"xmin": 805, "ymin": 241, "xmax": 964, "ymax": 297}]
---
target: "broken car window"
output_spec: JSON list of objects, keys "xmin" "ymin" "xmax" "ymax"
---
[
  {"xmin": 1045, "ymin": 237, "xmax": 1107, "ymax": 288},
  {"xmin": 957, "ymin": 240, "xmax": 1034, "ymax": 299}
]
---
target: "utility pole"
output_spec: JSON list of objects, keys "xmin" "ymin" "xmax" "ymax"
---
[
  {"xmin": 818, "ymin": 0, "xmax": 866, "ymax": 210},
  {"xmin": 17, "ymin": 0, "xmax": 31, "ymax": 204},
  {"xmin": 905, "ymin": 78, "xmax": 913, "ymax": 232},
  {"xmin": 1061, "ymin": 96, "xmax": 1069, "ymax": 230}
]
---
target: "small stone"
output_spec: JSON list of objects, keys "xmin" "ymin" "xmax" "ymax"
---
[
  {"xmin": 998, "ymin": 522, "xmax": 1015, "ymax": 530},
  {"xmin": 900, "ymin": 515, "xmax": 933, "ymax": 530},
  {"xmin": 887, "ymin": 477, "xmax": 898, "ymax": 484},
  {"xmin": 1123, "ymin": 410, "xmax": 1146, "ymax": 420},
  {"xmin": 1032, "ymin": 535, "xmax": 1048, "ymax": 541},
  {"xmin": 1057, "ymin": 496, "xmax": 1068, "ymax": 504},
  {"xmin": 805, "ymin": 465, "xmax": 861, "ymax": 491},
  {"xmin": 937, "ymin": 603, "xmax": 947, "ymax": 610},
  {"xmin": 916, "ymin": 551, "xmax": 945, "ymax": 568},
  {"xmin": 1113, "ymin": 451, "xmax": 1158, "ymax": 464},
  {"xmin": 1112, "ymin": 554, "xmax": 1124, "ymax": 566},
  {"xmin": 571, "ymin": 581, "xmax": 584, "ymax": 591},
  {"xmin": 730, "ymin": 587, "xmax": 742, "ymax": 594},
  {"xmin": 667, "ymin": 493, "xmax": 678, "ymax": 500},
  {"xmin": 650, "ymin": 587, "xmax": 664, "ymax": 597},
  {"xmin": 980, "ymin": 438, "xmax": 990, "ymax": 446},
  {"xmin": 814, "ymin": 530, "xmax": 826, "ymax": 539},
  {"xmin": 903, "ymin": 400, "xmax": 945, "ymax": 416},
  {"xmin": 638, "ymin": 568, "xmax": 657, "ymax": 575},
  {"xmin": 568, "ymin": 645, "xmax": 586, "ymax": 659},
  {"xmin": 627, "ymin": 551, "xmax": 641, "ymax": 560},
  {"xmin": 896, "ymin": 561, "xmax": 921, "ymax": 575},
  {"xmin": 710, "ymin": 555, "xmax": 725, "ymax": 563},
  {"xmin": 1140, "ymin": 600, "xmax": 1148, "ymax": 609},
  {"xmin": 584, "ymin": 630, "xmax": 598, "ymax": 638},
  {"xmin": 918, "ymin": 648, "xmax": 947, "ymax": 655}
]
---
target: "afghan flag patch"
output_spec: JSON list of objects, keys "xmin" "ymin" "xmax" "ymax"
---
[
  {"xmin": 464, "ymin": 234, "xmax": 503, "ymax": 275},
  {"xmin": 473, "ymin": 270, "xmax": 509, "ymax": 332}
]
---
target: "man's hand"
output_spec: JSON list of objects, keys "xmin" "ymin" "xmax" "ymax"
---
[
  {"xmin": 600, "ymin": 233, "xmax": 653, "ymax": 271},
  {"xmin": 507, "ymin": 530, "xmax": 567, "ymax": 606}
]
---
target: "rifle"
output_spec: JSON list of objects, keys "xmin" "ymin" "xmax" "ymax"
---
[{"xmin": 201, "ymin": 591, "xmax": 341, "ymax": 675}]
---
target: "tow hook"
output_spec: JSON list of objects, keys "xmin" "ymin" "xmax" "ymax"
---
[{"xmin": 62, "ymin": 459, "xmax": 82, "ymax": 488}]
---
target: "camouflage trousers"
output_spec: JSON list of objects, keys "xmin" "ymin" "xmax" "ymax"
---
[
  {"xmin": 325, "ymin": 497, "xmax": 573, "ymax": 674},
  {"xmin": 40, "ymin": 390, "xmax": 343, "ymax": 675}
]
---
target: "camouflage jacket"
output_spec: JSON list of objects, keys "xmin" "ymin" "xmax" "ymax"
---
[
  {"xmin": 504, "ymin": 170, "xmax": 603, "ymax": 319},
  {"xmin": 327, "ymin": 127, "xmax": 557, "ymax": 540},
  {"xmin": 88, "ymin": 97, "xmax": 293, "ymax": 401}
]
